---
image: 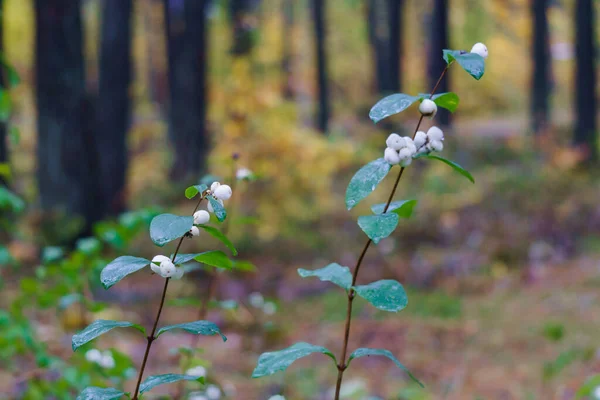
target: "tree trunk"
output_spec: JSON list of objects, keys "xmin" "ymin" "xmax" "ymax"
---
[
  {"xmin": 530, "ymin": 0, "xmax": 551, "ymax": 134},
  {"xmin": 281, "ymin": 0, "xmax": 294, "ymax": 99},
  {"xmin": 573, "ymin": 0, "xmax": 597, "ymax": 161},
  {"xmin": 164, "ymin": 0, "xmax": 209, "ymax": 180},
  {"xmin": 368, "ymin": 0, "xmax": 402, "ymax": 94},
  {"xmin": 311, "ymin": 0, "xmax": 330, "ymax": 133},
  {"xmin": 97, "ymin": 0, "xmax": 132, "ymax": 217},
  {"xmin": 0, "ymin": 0, "xmax": 6, "ymax": 179},
  {"xmin": 428, "ymin": 0, "xmax": 450, "ymax": 127},
  {"xmin": 35, "ymin": 0, "xmax": 98, "ymax": 231}
]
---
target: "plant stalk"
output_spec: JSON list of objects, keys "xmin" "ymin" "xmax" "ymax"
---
[{"xmin": 334, "ymin": 65, "xmax": 449, "ymax": 399}]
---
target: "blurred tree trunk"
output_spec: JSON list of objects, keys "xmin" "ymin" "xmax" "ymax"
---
[
  {"xmin": 427, "ymin": 0, "xmax": 450, "ymax": 127},
  {"xmin": 97, "ymin": 0, "xmax": 132, "ymax": 217},
  {"xmin": 0, "ymin": 0, "xmax": 6, "ymax": 183},
  {"xmin": 164, "ymin": 0, "xmax": 209, "ymax": 180},
  {"xmin": 573, "ymin": 0, "xmax": 597, "ymax": 161},
  {"xmin": 35, "ymin": 0, "xmax": 98, "ymax": 232},
  {"xmin": 530, "ymin": 0, "xmax": 551, "ymax": 135},
  {"xmin": 368, "ymin": 0, "xmax": 402, "ymax": 94},
  {"xmin": 281, "ymin": 0, "xmax": 294, "ymax": 99},
  {"xmin": 311, "ymin": 0, "xmax": 330, "ymax": 133}
]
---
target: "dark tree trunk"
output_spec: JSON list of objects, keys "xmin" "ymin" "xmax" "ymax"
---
[
  {"xmin": 0, "ymin": 0, "xmax": 6, "ymax": 180},
  {"xmin": 164, "ymin": 0, "xmax": 209, "ymax": 180},
  {"xmin": 35, "ymin": 0, "xmax": 98, "ymax": 231},
  {"xmin": 368, "ymin": 0, "xmax": 402, "ymax": 94},
  {"xmin": 229, "ymin": 0, "xmax": 261, "ymax": 56},
  {"xmin": 573, "ymin": 0, "xmax": 597, "ymax": 160},
  {"xmin": 97, "ymin": 0, "xmax": 132, "ymax": 217},
  {"xmin": 311, "ymin": 0, "xmax": 330, "ymax": 133},
  {"xmin": 428, "ymin": 0, "xmax": 450, "ymax": 127},
  {"xmin": 281, "ymin": 0, "xmax": 294, "ymax": 99},
  {"xmin": 530, "ymin": 0, "xmax": 551, "ymax": 134}
]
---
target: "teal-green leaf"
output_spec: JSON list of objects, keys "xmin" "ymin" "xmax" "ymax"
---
[
  {"xmin": 371, "ymin": 199, "xmax": 417, "ymax": 218},
  {"xmin": 357, "ymin": 214, "xmax": 399, "ymax": 244},
  {"xmin": 199, "ymin": 225, "xmax": 238, "ymax": 256},
  {"xmin": 100, "ymin": 256, "xmax": 149, "ymax": 289},
  {"xmin": 184, "ymin": 184, "xmax": 208, "ymax": 199},
  {"xmin": 150, "ymin": 214, "xmax": 194, "ymax": 246},
  {"xmin": 443, "ymin": 49, "xmax": 485, "ymax": 80},
  {"xmin": 369, "ymin": 93, "xmax": 420, "ymax": 123},
  {"xmin": 416, "ymin": 154, "xmax": 475, "ymax": 183},
  {"xmin": 345, "ymin": 158, "xmax": 392, "ymax": 210},
  {"xmin": 348, "ymin": 348, "xmax": 423, "ymax": 387},
  {"xmin": 156, "ymin": 320, "xmax": 227, "ymax": 341},
  {"xmin": 76, "ymin": 387, "xmax": 126, "ymax": 400},
  {"xmin": 419, "ymin": 92, "xmax": 460, "ymax": 113},
  {"xmin": 0, "ymin": 186, "xmax": 25, "ymax": 213},
  {"xmin": 353, "ymin": 279, "xmax": 408, "ymax": 312},
  {"xmin": 207, "ymin": 195, "xmax": 227, "ymax": 222},
  {"xmin": 252, "ymin": 342, "xmax": 336, "ymax": 378},
  {"xmin": 72, "ymin": 320, "xmax": 145, "ymax": 351},
  {"xmin": 140, "ymin": 374, "xmax": 204, "ymax": 394},
  {"xmin": 193, "ymin": 250, "xmax": 233, "ymax": 269},
  {"xmin": 297, "ymin": 263, "xmax": 352, "ymax": 290}
]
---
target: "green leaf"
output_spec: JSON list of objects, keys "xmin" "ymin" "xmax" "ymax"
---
[
  {"xmin": 0, "ymin": 89, "xmax": 12, "ymax": 122},
  {"xmin": 357, "ymin": 214, "xmax": 399, "ymax": 244},
  {"xmin": 185, "ymin": 184, "xmax": 208, "ymax": 199},
  {"xmin": 0, "ymin": 186, "xmax": 25, "ymax": 213},
  {"xmin": 353, "ymin": 279, "xmax": 408, "ymax": 312},
  {"xmin": 345, "ymin": 158, "xmax": 391, "ymax": 210},
  {"xmin": 371, "ymin": 200, "xmax": 417, "ymax": 218},
  {"xmin": 252, "ymin": 342, "xmax": 336, "ymax": 378},
  {"xmin": 72, "ymin": 320, "xmax": 145, "ymax": 351},
  {"xmin": 232, "ymin": 259, "xmax": 257, "ymax": 271},
  {"xmin": 100, "ymin": 256, "xmax": 149, "ymax": 289},
  {"xmin": 297, "ymin": 263, "xmax": 352, "ymax": 290},
  {"xmin": 0, "ymin": 163, "xmax": 10, "ymax": 181},
  {"xmin": 207, "ymin": 196, "xmax": 227, "ymax": 222},
  {"xmin": 416, "ymin": 154, "xmax": 474, "ymax": 183},
  {"xmin": 76, "ymin": 387, "xmax": 126, "ymax": 400},
  {"xmin": 369, "ymin": 93, "xmax": 420, "ymax": 123},
  {"xmin": 576, "ymin": 374, "xmax": 600, "ymax": 398},
  {"xmin": 348, "ymin": 348, "xmax": 423, "ymax": 387},
  {"xmin": 156, "ymin": 320, "xmax": 227, "ymax": 341},
  {"xmin": 199, "ymin": 225, "xmax": 238, "ymax": 256},
  {"xmin": 193, "ymin": 250, "xmax": 233, "ymax": 269},
  {"xmin": 419, "ymin": 92, "xmax": 460, "ymax": 113},
  {"xmin": 0, "ymin": 55, "xmax": 20, "ymax": 87},
  {"xmin": 443, "ymin": 49, "xmax": 485, "ymax": 80},
  {"xmin": 140, "ymin": 374, "xmax": 204, "ymax": 394},
  {"xmin": 150, "ymin": 213, "xmax": 194, "ymax": 246}
]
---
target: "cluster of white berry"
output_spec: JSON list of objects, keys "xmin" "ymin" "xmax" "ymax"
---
[
  {"xmin": 190, "ymin": 181, "xmax": 233, "ymax": 237},
  {"xmin": 151, "ymin": 255, "xmax": 183, "ymax": 279},
  {"xmin": 85, "ymin": 349, "xmax": 115, "ymax": 369},
  {"xmin": 383, "ymin": 125, "xmax": 445, "ymax": 167}
]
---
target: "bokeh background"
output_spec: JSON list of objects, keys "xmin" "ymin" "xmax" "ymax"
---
[{"xmin": 1, "ymin": 0, "xmax": 600, "ymax": 399}]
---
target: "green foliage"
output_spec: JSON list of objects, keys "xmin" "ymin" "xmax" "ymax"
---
[
  {"xmin": 542, "ymin": 322, "xmax": 566, "ymax": 342},
  {"xmin": 185, "ymin": 184, "xmax": 208, "ymax": 199},
  {"xmin": 371, "ymin": 199, "xmax": 417, "ymax": 218},
  {"xmin": 156, "ymin": 321, "xmax": 227, "ymax": 341},
  {"xmin": 192, "ymin": 250, "xmax": 233, "ymax": 269},
  {"xmin": 345, "ymin": 158, "xmax": 391, "ymax": 210},
  {"xmin": 419, "ymin": 92, "xmax": 460, "ymax": 113},
  {"xmin": 357, "ymin": 213, "xmax": 399, "ymax": 244},
  {"xmin": 369, "ymin": 93, "xmax": 420, "ymax": 123},
  {"xmin": 0, "ymin": 185, "xmax": 25, "ymax": 212},
  {"xmin": 348, "ymin": 348, "xmax": 423, "ymax": 387},
  {"xmin": 353, "ymin": 280, "xmax": 408, "ymax": 312},
  {"xmin": 252, "ymin": 342, "xmax": 336, "ymax": 378},
  {"xmin": 576, "ymin": 375, "xmax": 600, "ymax": 399},
  {"xmin": 443, "ymin": 49, "xmax": 485, "ymax": 80},
  {"xmin": 100, "ymin": 256, "xmax": 149, "ymax": 289},
  {"xmin": 198, "ymin": 225, "xmax": 238, "ymax": 255},
  {"xmin": 76, "ymin": 387, "xmax": 126, "ymax": 400},
  {"xmin": 140, "ymin": 374, "xmax": 204, "ymax": 394},
  {"xmin": 297, "ymin": 263, "xmax": 353, "ymax": 290},
  {"xmin": 542, "ymin": 348, "xmax": 585, "ymax": 380},
  {"xmin": 416, "ymin": 154, "xmax": 475, "ymax": 183},
  {"xmin": 150, "ymin": 213, "xmax": 194, "ymax": 246},
  {"xmin": 72, "ymin": 320, "xmax": 145, "ymax": 351},
  {"xmin": 207, "ymin": 195, "xmax": 227, "ymax": 222}
]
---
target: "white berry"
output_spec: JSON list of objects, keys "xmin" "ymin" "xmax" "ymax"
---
[
  {"xmin": 419, "ymin": 99, "xmax": 437, "ymax": 118},
  {"xmin": 414, "ymin": 131, "xmax": 427, "ymax": 148},
  {"xmin": 430, "ymin": 140, "xmax": 444, "ymax": 152},
  {"xmin": 386, "ymin": 133, "xmax": 406, "ymax": 151},
  {"xmin": 190, "ymin": 226, "xmax": 200, "ymax": 237},
  {"xmin": 172, "ymin": 266, "xmax": 184, "ymax": 280},
  {"xmin": 213, "ymin": 184, "xmax": 232, "ymax": 200},
  {"xmin": 427, "ymin": 126, "xmax": 444, "ymax": 142},
  {"xmin": 470, "ymin": 42, "xmax": 488, "ymax": 59},
  {"xmin": 151, "ymin": 255, "xmax": 170, "ymax": 274},
  {"xmin": 210, "ymin": 181, "xmax": 220, "ymax": 192},
  {"xmin": 384, "ymin": 147, "xmax": 401, "ymax": 165},
  {"xmin": 193, "ymin": 210, "xmax": 210, "ymax": 225},
  {"xmin": 159, "ymin": 260, "xmax": 177, "ymax": 278},
  {"xmin": 236, "ymin": 167, "xmax": 252, "ymax": 180}
]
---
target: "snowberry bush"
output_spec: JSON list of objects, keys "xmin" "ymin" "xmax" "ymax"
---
[
  {"xmin": 251, "ymin": 44, "xmax": 487, "ymax": 398},
  {"xmin": 71, "ymin": 180, "xmax": 238, "ymax": 400}
]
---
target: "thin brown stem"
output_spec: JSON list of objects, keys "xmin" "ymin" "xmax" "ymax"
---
[
  {"xmin": 334, "ymin": 66, "xmax": 450, "ymax": 399},
  {"xmin": 132, "ymin": 196, "xmax": 205, "ymax": 399}
]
